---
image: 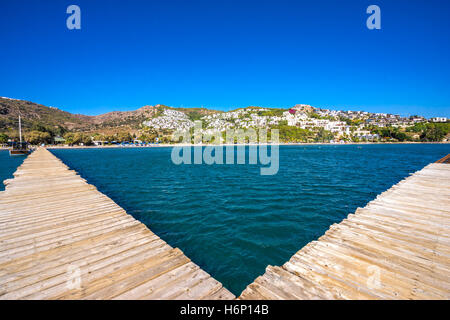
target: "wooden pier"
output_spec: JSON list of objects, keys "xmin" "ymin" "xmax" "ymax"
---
[
  {"xmin": 1, "ymin": 148, "xmax": 449, "ymax": 300},
  {"xmin": 240, "ymin": 159, "xmax": 450, "ymax": 299},
  {"xmin": 0, "ymin": 148, "xmax": 234, "ymax": 300}
]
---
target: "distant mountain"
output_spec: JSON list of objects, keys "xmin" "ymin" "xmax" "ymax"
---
[
  {"xmin": 2, "ymin": 97, "xmax": 448, "ymax": 144},
  {"xmin": 0, "ymin": 97, "xmax": 92, "ymax": 132},
  {"xmin": 0, "ymin": 97, "xmax": 221, "ymax": 134}
]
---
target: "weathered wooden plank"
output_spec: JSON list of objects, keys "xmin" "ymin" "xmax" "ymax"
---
[
  {"xmin": 0, "ymin": 148, "xmax": 234, "ymax": 300},
  {"xmin": 240, "ymin": 162, "xmax": 450, "ymax": 300}
]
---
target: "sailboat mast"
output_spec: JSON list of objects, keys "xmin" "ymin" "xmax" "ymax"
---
[{"xmin": 19, "ymin": 115, "xmax": 22, "ymax": 143}]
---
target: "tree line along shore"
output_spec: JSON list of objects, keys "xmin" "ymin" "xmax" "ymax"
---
[{"xmin": 1, "ymin": 121, "xmax": 448, "ymax": 147}]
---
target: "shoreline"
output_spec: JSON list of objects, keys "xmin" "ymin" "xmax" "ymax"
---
[{"xmin": 1, "ymin": 141, "xmax": 448, "ymax": 150}]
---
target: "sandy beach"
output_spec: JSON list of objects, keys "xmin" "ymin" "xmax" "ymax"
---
[
  {"xmin": 1, "ymin": 141, "xmax": 448, "ymax": 151},
  {"xmin": 46, "ymin": 141, "xmax": 449, "ymax": 149}
]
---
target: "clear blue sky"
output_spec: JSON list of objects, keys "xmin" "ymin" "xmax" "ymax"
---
[{"xmin": 1, "ymin": 0, "xmax": 449, "ymax": 117}]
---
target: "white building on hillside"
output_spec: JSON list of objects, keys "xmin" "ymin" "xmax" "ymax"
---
[{"xmin": 430, "ymin": 117, "xmax": 447, "ymax": 122}]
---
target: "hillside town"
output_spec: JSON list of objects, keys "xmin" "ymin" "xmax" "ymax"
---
[
  {"xmin": 138, "ymin": 104, "xmax": 449, "ymax": 143},
  {"xmin": 0, "ymin": 98, "xmax": 448, "ymax": 146},
  {"xmin": 142, "ymin": 109, "xmax": 194, "ymax": 131}
]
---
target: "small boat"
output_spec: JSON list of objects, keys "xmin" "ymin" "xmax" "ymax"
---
[
  {"xmin": 9, "ymin": 115, "xmax": 30, "ymax": 156},
  {"xmin": 10, "ymin": 142, "xmax": 30, "ymax": 156}
]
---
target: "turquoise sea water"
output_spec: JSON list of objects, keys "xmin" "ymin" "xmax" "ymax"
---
[
  {"xmin": 3, "ymin": 144, "xmax": 448, "ymax": 295},
  {"xmin": 0, "ymin": 150, "xmax": 25, "ymax": 191}
]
